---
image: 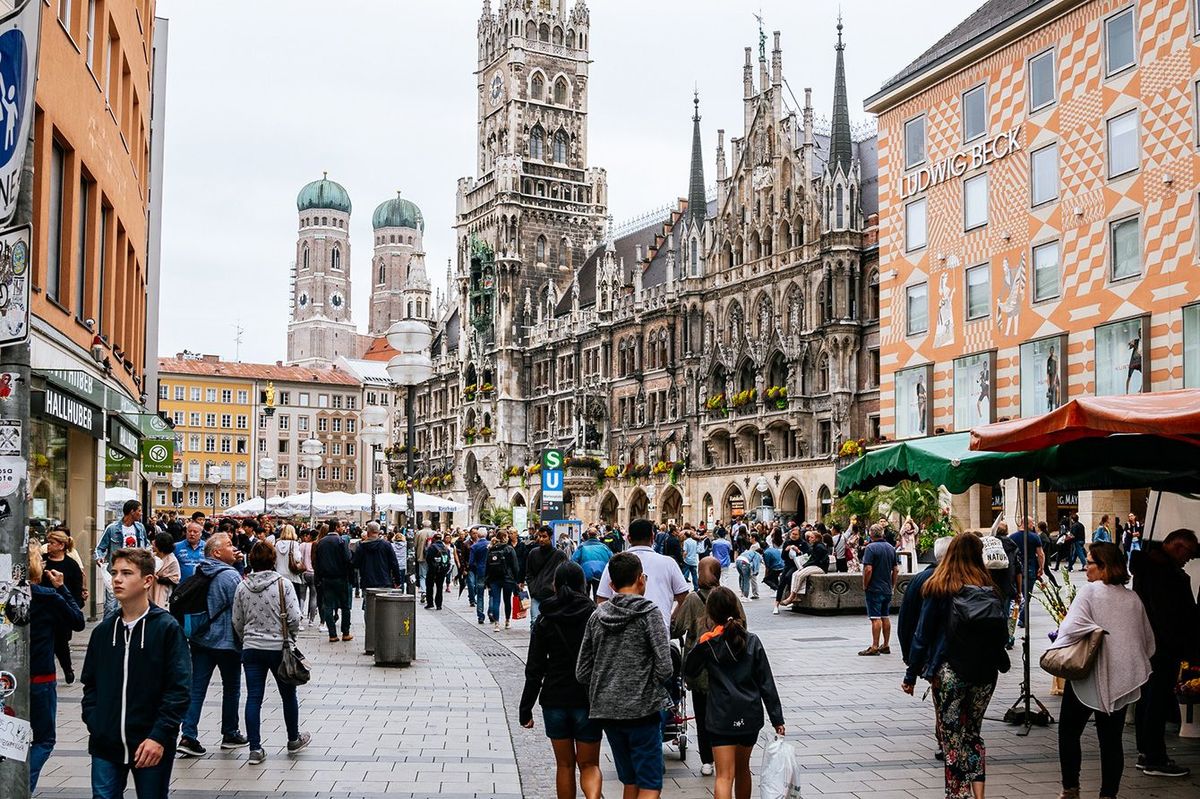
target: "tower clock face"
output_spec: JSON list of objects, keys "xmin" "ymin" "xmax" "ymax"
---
[
  {"xmin": 298, "ymin": 292, "xmax": 309, "ymax": 308},
  {"xmin": 490, "ymin": 73, "xmax": 503, "ymax": 106},
  {"xmin": 330, "ymin": 291, "xmax": 345, "ymax": 310}
]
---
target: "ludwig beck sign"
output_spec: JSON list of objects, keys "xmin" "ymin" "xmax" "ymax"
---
[{"xmin": 900, "ymin": 126, "xmax": 1022, "ymax": 200}]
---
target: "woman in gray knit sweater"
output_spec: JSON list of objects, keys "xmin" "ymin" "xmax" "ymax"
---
[{"xmin": 232, "ymin": 542, "xmax": 309, "ymax": 765}]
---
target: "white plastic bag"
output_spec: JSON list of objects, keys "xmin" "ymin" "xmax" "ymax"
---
[{"xmin": 759, "ymin": 737, "xmax": 801, "ymax": 799}]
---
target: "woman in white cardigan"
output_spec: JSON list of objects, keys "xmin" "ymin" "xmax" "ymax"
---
[{"xmin": 1053, "ymin": 542, "xmax": 1154, "ymax": 799}]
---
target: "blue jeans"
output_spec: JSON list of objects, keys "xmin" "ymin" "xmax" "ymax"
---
[
  {"xmin": 530, "ymin": 596, "xmax": 541, "ymax": 623},
  {"xmin": 91, "ymin": 754, "xmax": 173, "ymax": 799},
  {"xmin": 682, "ymin": 563, "xmax": 698, "ymax": 587},
  {"xmin": 182, "ymin": 644, "xmax": 242, "ymax": 741},
  {"xmin": 242, "ymin": 648, "xmax": 300, "ymax": 751},
  {"xmin": 488, "ymin": 581, "xmax": 513, "ymax": 622},
  {"xmin": 736, "ymin": 561, "xmax": 758, "ymax": 597},
  {"xmin": 465, "ymin": 570, "xmax": 477, "ymax": 604},
  {"xmin": 30, "ymin": 680, "xmax": 57, "ymax": 792},
  {"xmin": 472, "ymin": 573, "xmax": 487, "ymax": 621},
  {"xmin": 1067, "ymin": 541, "xmax": 1086, "ymax": 570},
  {"xmin": 320, "ymin": 577, "xmax": 352, "ymax": 638}
]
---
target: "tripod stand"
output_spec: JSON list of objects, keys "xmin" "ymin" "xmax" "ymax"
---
[{"xmin": 1002, "ymin": 480, "xmax": 1054, "ymax": 735}]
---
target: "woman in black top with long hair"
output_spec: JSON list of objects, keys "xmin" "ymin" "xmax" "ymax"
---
[{"xmin": 520, "ymin": 561, "xmax": 601, "ymax": 799}]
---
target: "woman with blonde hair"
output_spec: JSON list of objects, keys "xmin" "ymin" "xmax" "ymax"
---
[
  {"xmin": 274, "ymin": 524, "xmax": 307, "ymax": 629},
  {"xmin": 902, "ymin": 534, "xmax": 1009, "ymax": 799},
  {"xmin": 42, "ymin": 528, "xmax": 86, "ymax": 682}
]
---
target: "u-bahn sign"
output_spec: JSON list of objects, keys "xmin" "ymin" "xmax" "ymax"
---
[{"xmin": 541, "ymin": 448, "xmax": 563, "ymax": 521}]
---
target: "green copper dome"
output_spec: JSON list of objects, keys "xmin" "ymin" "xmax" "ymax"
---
[
  {"xmin": 372, "ymin": 192, "xmax": 425, "ymax": 232},
  {"xmin": 296, "ymin": 173, "xmax": 352, "ymax": 214}
]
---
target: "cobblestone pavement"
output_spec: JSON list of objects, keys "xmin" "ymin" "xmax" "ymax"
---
[{"xmin": 32, "ymin": 567, "xmax": 1200, "ymax": 798}]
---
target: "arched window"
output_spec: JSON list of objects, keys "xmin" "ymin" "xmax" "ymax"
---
[
  {"xmin": 529, "ymin": 126, "xmax": 545, "ymax": 160},
  {"xmin": 301, "ymin": 245, "xmax": 309, "ymax": 270},
  {"xmin": 408, "ymin": 301, "xmax": 414, "ymax": 317},
  {"xmin": 536, "ymin": 235, "xmax": 546, "ymax": 262},
  {"xmin": 331, "ymin": 245, "xmax": 342, "ymax": 271},
  {"xmin": 530, "ymin": 72, "xmax": 544, "ymax": 100},
  {"xmin": 552, "ymin": 26, "xmax": 563, "ymax": 45},
  {"xmin": 539, "ymin": 23, "xmax": 550, "ymax": 42},
  {"xmin": 566, "ymin": 29, "xmax": 575, "ymax": 48},
  {"xmin": 867, "ymin": 269, "xmax": 880, "ymax": 320},
  {"xmin": 554, "ymin": 78, "xmax": 568, "ymax": 104},
  {"xmin": 560, "ymin": 237, "xmax": 570, "ymax": 268},
  {"xmin": 553, "ymin": 130, "xmax": 568, "ymax": 163},
  {"xmin": 377, "ymin": 261, "xmax": 385, "ymax": 284},
  {"xmin": 691, "ymin": 239, "xmax": 699, "ymax": 276},
  {"xmin": 836, "ymin": 185, "xmax": 844, "ymax": 228},
  {"xmin": 817, "ymin": 355, "xmax": 830, "ymax": 393}
]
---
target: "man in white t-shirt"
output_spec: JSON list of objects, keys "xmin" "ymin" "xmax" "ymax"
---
[{"xmin": 596, "ymin": 518, "xmax": 689, "ymax": 632}]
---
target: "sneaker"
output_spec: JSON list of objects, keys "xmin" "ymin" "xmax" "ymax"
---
[
  {"xmin": 700, "ymin": 763, "xmax": 714, "ymax": 776},
  {"xmin": 494, "ymin": 622, "xmax": 501, "ymax": 632},
  {"xmin": 772, "ymin": 607, "xmax": 780, "ymax": 615},
  {"xmin": 858, "ymin": 647, "xmax": 880, "ymax": 656},
  {"xmin": 287, "ymin": 732, "xmax": 311, "ymax": 753},
  {"xmin": 248, "ymin": 748, "xmax": 266, "ymax": 765},
  {"xmin": 504, "ymin": 620, "xmax": 510, "ymax": 629},
  {"xmin": 1136, "ymin": 754, "xmax": 1147, "ymax": 771},
  {"xmin": 177, "ymin": 736, "xmax": 206, "ymax": 757},
  {"xmin": 221, "ymin": 732, "xmax": 249, "ymax": 749},
  {"xmin": 1143, "ymin": 761, "xmax": 1190, "ymax": 778},
  {"xmin": 934, "ymin": 750, "xmax": 944, "ymax": 761},
  {"xmin": 478, "ymin": 618, "xmax": 485, "ymax": 624}
]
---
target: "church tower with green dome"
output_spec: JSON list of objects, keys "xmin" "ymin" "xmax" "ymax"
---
[
  {"xmin": 287, "ymin": 173, "xmax": 358, "ymax": 367},
  {"xmin": 369, "ymin": 191, "xmax": 431, "ymax": 335}
]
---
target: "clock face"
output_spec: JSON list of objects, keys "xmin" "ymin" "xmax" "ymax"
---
[
  {"xmin": 298, "ymin": 292, "xmax": 308, "ymax": 307},
  {"xmin": 330, "ymin": 291, "xmax": 344, "ymax": 310},
  {"xmin": 490, "ymin": 73, "xmax": 503, "ymax": 105}
]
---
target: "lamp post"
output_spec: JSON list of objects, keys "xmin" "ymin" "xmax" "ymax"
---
[
  {"xmin": 259, "ymin": 456, "xmax": 277, "ymax": 515},
  {"xmin": 170, "ymin": 472, "xmax": 184, "ymax": 513},
  {"xmin": 360, "ymin": 405, "xmax": 389, "ymax": 524},
  {"xmin": 207, "ymin": 466, "xmax": 223, "ymax": 516},
  {"xmin": 300, "ymin": 436, "xmax": 324, "ymax": 529},
  {"xmin": 385, "ymin": 319, "xmax": 433, "ymax": 591}
]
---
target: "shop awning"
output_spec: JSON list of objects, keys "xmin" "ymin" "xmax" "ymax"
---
[
  {"xmin": 837, "ymin": 432, "xmax": 1200, "ymax": 495},
  {"xmin": 969, "ymin": 389, "xmax": 1200, "ymax": 452}
]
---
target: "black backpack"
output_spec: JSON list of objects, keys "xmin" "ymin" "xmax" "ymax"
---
[
  {"xmin": 945, "ymin": 585, "xmax": 1009, "ymax": 683},
  {"xmin": 170, "ymin": 570, "xmax": 222, "ymax": 639},
  {"xmin": 485, "ymin": 547, "xmax": 507, "ymax": 583},
  {"xmin": 431, "ymin": 544, "xmax": 451, "ymax": 576}
]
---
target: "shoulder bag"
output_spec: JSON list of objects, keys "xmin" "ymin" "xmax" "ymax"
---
[
  {"xmin": 286, "ymin": 541, "xmax": 305, "ymax": 575},
  {"xmin": 1039, "ymin": 628, "xmax": 1105, "ymax": 680},
  {"xmin": 276, "ymin": 580, "xmax": 311, "ymax": 686}
]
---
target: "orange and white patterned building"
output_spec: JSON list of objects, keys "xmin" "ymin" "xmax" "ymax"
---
[{"xmin": 865, "ymin": 0, "xmax": 1200, "ymax": 526}]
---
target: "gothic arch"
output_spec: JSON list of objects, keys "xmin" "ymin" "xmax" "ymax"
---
[
  {"xmin": 525, "ymin": 20, "xmax": 536, "ymax": 39},
  {"xmin": 539, "ymin": 23, "xmax": 550, "ymax": 42},
  {"xmin": 599, "ymin": 490, "xmax": 619, "ymax": 525},
  {"xmin": 736, "ymin": 357, "xmax": 755, "ymax": 392},
  {"xmin": 529, "ymin": 71, "xmax": 546, "ymax": 101},
  {"xmin": 818, "ymin": 485, "xmax": 833, "ymax": 521},
  {"xmin": 779, "ymin": 479, "xmax": 805, "ymax": 521},
  {"xmin": 749, "ymin": 230, "xmax": 761, "ymax": 261},
  {"xmin": 768, "ymin": 351, "xmax": 787, "ymax": 388},
  {"xmin": 511, "ymin": 491, "xmax": 526, "ymax": 507},
  {"xmin": 725, "ymin": 300, "xmax": 744, "ymax": 345},
  {"xmin": 721, "ymin": 483, "xmax": 744, "ymax": 523},
  {"xmin": 753, "ymin": 292, "xmax": 773, "ymax": 338},
  {"xmin": 816, "ymin": 352, "xmax": 830, "ymax": 393},
  {"xmin": 330, "ymin": 244, "xmax": 342, "ymax": 271},
  {"xmin": 529, "ymin": 125, "xmax": 545, "ymax": 160},
  {"xmin": 628, "ymin": 487, "xmax": 649, "ymax": 524},
  {"xmin": 301, "ymin": 244, "xmax": 309, "ymax": 270},
  {"xmin": 659, "ymin": 485, "xmax": 683, "ymax": 523},
  {"xmin": 552, "ymin": 25, "xmax": 563, "ymax": 45}
]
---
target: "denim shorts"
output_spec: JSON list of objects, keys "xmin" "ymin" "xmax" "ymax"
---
[
  {"xmin": 865, "ymin": 591, "xmax": 892, "ymax": 619},
  {"xmin": 542, "ymin": 706, "xmax": 602, "ymax": 743},
  {"xmin": 603, "ymin": 719, "xmax": 664, "ymax": 790}
]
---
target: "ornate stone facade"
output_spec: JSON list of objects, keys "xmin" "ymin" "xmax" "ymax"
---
[{"xmin": 405, "ymin": 3, "xmax": 881, "ymax": 527}]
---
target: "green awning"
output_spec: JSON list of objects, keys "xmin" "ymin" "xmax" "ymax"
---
[{"xmin": 836, "ymin": 432, "xmax": 1200, "ymax": 495}]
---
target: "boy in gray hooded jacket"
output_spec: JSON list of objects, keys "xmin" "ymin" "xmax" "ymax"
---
[{"xmin": 576, "ymin": 552, "xmax": 672, "ymax": 798}]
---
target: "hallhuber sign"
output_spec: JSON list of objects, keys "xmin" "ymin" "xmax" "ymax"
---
[{"xmin": 900, "ymin": 126, "xmax": 1022, "ymax": 200}]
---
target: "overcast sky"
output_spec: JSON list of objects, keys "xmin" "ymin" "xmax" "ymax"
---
[{"xmin": 155, "ymin": 0, "xmax": 979, "ymax": 364}]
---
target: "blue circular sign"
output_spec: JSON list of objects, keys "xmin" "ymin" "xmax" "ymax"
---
[{"xmin": 0, "ymin": 27, "xmax": 27, "ymax": 169}]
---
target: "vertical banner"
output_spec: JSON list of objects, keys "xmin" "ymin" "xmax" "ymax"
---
[{"xmin": 0, "ymin": 0, "xmax": 41, "ymax": 225}]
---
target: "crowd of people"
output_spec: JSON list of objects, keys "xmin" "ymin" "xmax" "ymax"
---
[{"xmin": 24, "ymin": 498, "xmax": 1200, "ymax": 799}]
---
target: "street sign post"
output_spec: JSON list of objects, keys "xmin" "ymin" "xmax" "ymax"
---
[{"xmin": 541, "ymin": 448, "xmax": 564, "ymax": 522}]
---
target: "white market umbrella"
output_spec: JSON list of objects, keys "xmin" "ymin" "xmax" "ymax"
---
[
  {"xmin": 411, "ymin": 491, "xmax": 467, "ymax": 514},
  {"xmin": 104, "ymin": 486, "xmax": 137, "ymax": 512}
]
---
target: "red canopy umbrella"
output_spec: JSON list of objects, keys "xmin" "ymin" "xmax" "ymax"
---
[{"xmin": 969, "ymin": 389, "xmax": 1200, "ymax": 452}]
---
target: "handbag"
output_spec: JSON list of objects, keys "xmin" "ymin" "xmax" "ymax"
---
[
  {"xmin": 286, "ymin": 542, "xmax": 305, "ymax": 575},
  {"xmin": 276, "ymin": 580, "xmax": 311, "ymax": 686},
  {"xmin": 1040, "ymin": 627, "xmax": 1105, "ymax": 680}
]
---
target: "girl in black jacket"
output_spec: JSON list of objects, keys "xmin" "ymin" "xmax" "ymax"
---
[
  {"xmin": 486, "ymin": 530, "xmax": 521, "ymax": 631},
  {"xmin": 519, "ymin": 562, "xmax": 600, "ymax": 799},
  {"xmin": 685, "ymin": 586, "xmax": 785, "ymax": 799}
]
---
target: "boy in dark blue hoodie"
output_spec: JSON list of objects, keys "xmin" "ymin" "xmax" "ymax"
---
[{"xmin": 82, "ymin": 548, "xmax": 191, "ymax": 799}]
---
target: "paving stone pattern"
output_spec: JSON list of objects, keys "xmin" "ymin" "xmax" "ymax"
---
[{"xmin": 32, "ymin": 567, "xmax": 1200, "ymax": 798}]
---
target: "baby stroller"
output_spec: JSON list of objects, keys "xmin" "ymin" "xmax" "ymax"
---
[{"xmin": 662, "ymin": 639, "xmax": 689, "ymax": 761}]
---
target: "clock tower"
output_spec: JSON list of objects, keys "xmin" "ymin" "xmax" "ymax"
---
[{"xmin": 288, "ymin": 174, "xmax": 358, "ymax": 367}]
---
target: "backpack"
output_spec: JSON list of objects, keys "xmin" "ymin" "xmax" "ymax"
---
[
  {"xmin": 431, "ymin": 544, "xmax": 451, "ymax": 576},
  {"xmin": 485, "ymin": 547, "xmax": 507, "ymax": 583},
  {"xmin": 945, "ymin": 586, "xmax": 1009, "ymax": 683},
  {"xmin": 170, "ymin": 570, "xmax": 225, "ymax": 639}
]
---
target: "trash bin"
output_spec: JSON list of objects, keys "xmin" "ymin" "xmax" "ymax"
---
[
  {"xmin": 374, "ymin": 591, "xmax": 416, "ymax": 666},
  {"xmin": 363, "ymin": 588, "xmax": 390, "ymax": 655}
]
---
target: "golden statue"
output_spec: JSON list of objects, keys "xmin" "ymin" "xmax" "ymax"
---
[{"xmin": 265, "ymin": 381, "xmax": 276, "ymax": 408}]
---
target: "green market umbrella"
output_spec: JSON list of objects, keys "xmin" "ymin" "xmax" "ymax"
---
[{"xmin": 836, "ymin": 432, "xmax": 1200, "ymax": 495}]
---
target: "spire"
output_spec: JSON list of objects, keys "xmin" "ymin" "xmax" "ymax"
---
[
  {"xmin": 830, "ymin": 14, "xmax": 852, "ymax": 175},
  {"xmin": 687, "ymin": 90, "xmax": 706, "ymax": 229}
]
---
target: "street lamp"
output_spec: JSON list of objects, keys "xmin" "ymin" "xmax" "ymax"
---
[
  {"xmin": 259, "ymin": 456, "xmax": 277, "ymax": 515},
  {"xmin": 360, "ymin": 404, "xmax": 389, "ymax": 524},
  {"xmin": 207, "ymin": 466, "xmax": 223, "ymax": 516},
  {"xmin": 300, "ymin": 436, "xmax": 324, "ymax": 529},
  {"xmin": 386, "ymin": 319, "xmax": 433, "ymax": 590},
  {"xmin": 170, "ymin": 472, "xmax": 184, "ymax": 513}
]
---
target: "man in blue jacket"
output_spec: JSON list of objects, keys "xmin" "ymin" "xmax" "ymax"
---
[
  {"xmin": 573, "ymin": 529, "xmax": 613, "ymax": 599},
  {"xmin": 173, "ymin": 522, "xmax": 206, "ymax": 582},
  {"xmin": 95, "ymin": 500, "xmax": 150, "ymax": 616},
  {"xmin": 177, "ymin": 533, "xmax": 247, "ymax": 757},
  {"xmin": 467, "ymin": 529, "xmax": 490, "ymax": 623},
  {"xmin": 82, "ymin": 548, "xmax": 190, "ymax": 798}
]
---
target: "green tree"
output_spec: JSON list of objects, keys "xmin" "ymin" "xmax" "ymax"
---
[
  {"xmin": 478, "ymin": 504, "xmax": 513, "ymax": 528},
  {"xmin": 829, "ymin": 487, "xmax": 883, "ymax": 528}
]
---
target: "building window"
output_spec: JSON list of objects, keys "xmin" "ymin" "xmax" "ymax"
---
[
  {"xmin": 206, "ymin": 388, "xmax": 217, "ymax": 402},
  {"xmin": 317, "ymin": 394, "xmax": 329, "ymax": 409},
  {"xmin": 347, "ymin": 466, "xmax": 355, "ymax": 481},
  {"xmin": 236, "ymin": 437, "xmax": 247, "ymax": 454},
  {"xmin": 298, "ymin": 416, "xmax": 309, "ymax": 432},
  {"xmin": 867, "ymin": 348, "xmax": 880, "ymax": 387},
  {"xmin": 220, "ymin": 389, "xmax": 231, "ymax": 403},
  {"xmin": 205, "ymin": 413, "xmax": 216, "ymax": 427},
  {"xmin": 237, "ymin": 389, "xmax": 248, "ymax": 404},
  {"xmin": 346, "ymin": 443, "xmax": 356, "ymax": 456},
  {"xmin": 188, "ymin": 434, "xmax": 199, "ymax": 451},
  {"xmin": 331, "ymin": 442, "xmax": 341, "ymax": 456},
  {"xmin": 1030, "ymin": 143, "xmax": 1059, "ymax": 206},
  {"xmin": 331, "ymin": 245, "xmax": 342, "ymax": 271},
  {"xmin": 1105, "ymin": 6, "xmax": 1136, "ymax": 76},
  {"xmin": 906, "ymin": 283, "xmax": 928, "ymax": 336},
  {"xmin": 220, "ymin": 414, "xmax": 231, "ymax": 428},
  {"xmin": 258, "ymin": 439, "xmax": 266, "ymax": 453},
  {"xmin": 346, "ymin": 419, "xmax": 356, "ymax": 433},
  {"xmin": 904, "ymin": 115, "xmax": 925, "ymax": 169},
  {"xmin": 332, "ymin": 418, "xmax": 342, "ymax": 433},
  {"xmin": 278, "ymin": 439, "xmax": 289, "ymax": 454},
  {"xmin": 553, "ymin": 130, "xmax": 568, "ymax": 163},
  {"xmin": 529, "ymin": 126, "xmax": 545, "ymax": 160},
  {"xmin": 173, "ymin": 386, "xmax": 184, "ymax": 401},
  {"xmin": 204, "ymin": 435, "xmax": 216, "ymax": 452},
  {"xmin": 953, "ymin": 352, "xmax": 993, "ymax": 429},
  {"xmin": 965, "ymin": 264, "xmax": 990, "ymax": 320},
  {"xmin": 1107, "ymin": 110, "xmax": 1138, "ymax": 178},
  {"xmin": 187, "ymin": 490, "xmax": 199, "ymax": 507},
  {"xmin": 962, "ymin": 85, "xmax": 987, "ymax": 142},
  {"xmin": 904, "ymin": 198, "xmax": 927, "ymax": 251},
  {"xmin": 220, "ymin": 437, "xmax": 231, "ymax": 453},
  {"xmin": 46, "ymin": 142, "xmax": 66, "ymax": 301},
  {"xmin": 1095, "ymin": 317, "xmax": 1145, "ymax": 395},
  {"xmin": 74, "ymin": 176, "xmax": 91, "ymax": 319},
  {"xmin": 1110, "ymin": 216, "xmax": 1140, "ymax": 280},
  {"xmin": 236, "ymin": 414, "xmax": 247, "ymax": 429},
  {"xmin": 554, "ymin": 77, "xmax": 567, "ymax": 104},
  {"xmin": 331, "ymin": 466, "xmax": 341, "ymax": 481},
  {"xmin": 1185, "ymin": 304, "xmax": 1200, "ymax": 388},
  {"xmin": 278, "ymin": 415, "xmax": 290, "ymax": 431},
  {"xmin": 1032, "ymin": 241, "xmax": 1060, "ymax": 301},
  {"xmin": 190, "ymin": 387, "xmax": 201, "ymax": 402},
  {"xmin": 189, "ymin": 412, "xmax": 200, "ymax": 427},
  {"xmin": 158, "ymin": 384, "xmax": 168, "ymax": 400},
  {"xmin": 1028, "ymin": 49, "xmax": 1056, "ymax": 111},
  {"xmin": 963, "ymin": 173, "xmax": 988, "ymax": 230},
  {"xmin": 536, "ymin": 235, "xmax": 546, "ymax": 262},
  {"xmin": 318, "ymin": 417, "xmax": 328, "ymax": 432}
]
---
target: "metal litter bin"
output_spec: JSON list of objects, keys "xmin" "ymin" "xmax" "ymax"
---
[
  {"xmin": 363, "ymin": 588, "xmax": 390, "ymax": 655},
  {"xmin": 373, "ymin": 591, "xmax": 416, "ymax": 666}
]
